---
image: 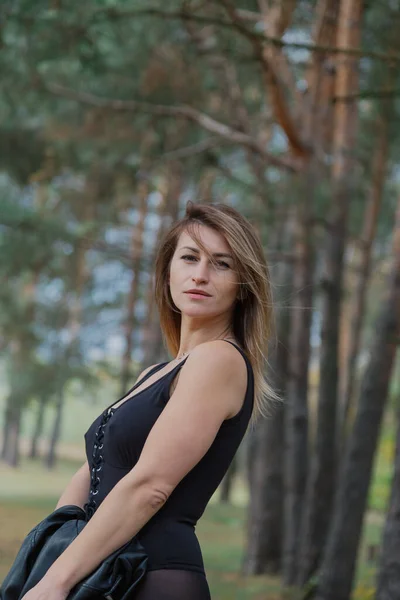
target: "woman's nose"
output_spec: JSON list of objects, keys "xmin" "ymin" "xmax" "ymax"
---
[{"xmin": 192, "ymin": 260, "xmax": 209, "ymax": 282}]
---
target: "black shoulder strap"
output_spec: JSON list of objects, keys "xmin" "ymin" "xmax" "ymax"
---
[{"xmin": 103, "ymin": 362, "xmax": 167, "ymax": 413}]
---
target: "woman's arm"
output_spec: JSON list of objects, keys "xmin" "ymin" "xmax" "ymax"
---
[
  {"xmin": 55, "ymin": 461, "xmax": 90, "ymax": 510},
  {"xmin": 24, "ymin": 342, "xmax": 246, "ymax": 598}
]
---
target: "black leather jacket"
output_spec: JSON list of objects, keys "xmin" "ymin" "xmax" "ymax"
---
[{"xmin": 0, "ymin": 505, "xmax": 147, "ymax": 600}]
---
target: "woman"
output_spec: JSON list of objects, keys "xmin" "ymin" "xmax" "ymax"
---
[{"xmin": 21, "ymin": 201, "xmax": 276, "ymax": 600}]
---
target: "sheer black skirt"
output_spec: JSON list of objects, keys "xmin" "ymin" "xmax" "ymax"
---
[{"xmin": 133, "ymin": 568, "xmax": 211, "ymax": 600}]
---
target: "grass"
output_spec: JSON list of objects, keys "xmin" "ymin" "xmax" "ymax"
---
[{"xmin": 368, "ymin": 416, "xmax": 396, "ymax": 513}]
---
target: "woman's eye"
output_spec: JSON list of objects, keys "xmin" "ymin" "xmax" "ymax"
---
[
  {"xmin": 181, "ymin": 254, "xmax": 196, "ymax": 261},
  {"xmin": 215, "ymin": 261, "xmax": 230, "ymax": 269},
  {"xmin": 181, "ymin": 255, "xmax": 230, "ymax": 269}
]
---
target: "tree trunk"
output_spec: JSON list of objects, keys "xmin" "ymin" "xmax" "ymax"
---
[
  {"xmin": 120, "ymin": 183, "xmax": 148, "ymax": 393},
  {"xmin": 339, "ymin": 109, "xmax": 391, "ymax": 447},
  {"xmin": 297, "ymin": 0, "xmax": 363, "ymax": 585},
  {"xmin": 246, "ymin": 417, "xmax": 259, "ymax": 492},
  {"xmin": 144, "ymin": 161, "xmax": 182, "ymax": 366},
  {"xmin": 1, "ymin": 400, "xmax": 12, "ymax": 461},
  {"xmin": 198, "ymin": 168, "xmax": 217, "ymax": 204},
  {"xmin": 45, "ymin": 387, "xmax": 64, "ymax": 470},
  {"xmin": 2, "ymin": 399, "xmax": 22, "ymax": 467},
  {"xmin": 301, "ymin": 0, "xmax": 339, "ymax": 153},
  {"xmin": 2, "ymin": 338, "xmax": 32, "ymax": 467},
  {"xmin": 29, "ymin": 395, "xmax": 47, "ymax": 459},
  {"xmin": 219, "ymin": 455, "xmax": 237, "ymax": 504},
  {"xmin": 6, "ymin": 418, "xmax": 21, "ymax": 467},
  {"xmin": 258, "ymin": 0, "xmax": 309, "ymax": 159},
  {"xmin": 142, "ymin": 181, "xmax": 171, "ymax": 367},
  {"xmin": 282, "ymin": 182, "xmax": 314, "ymax": 585},
  {"xmin": 165, "ymin": 159, "xmax": 182, "ymax": 222},
  {"xmin": 243, "ymin": 222, "xmax": 293, "ymax": 575},
  {"xmin": 376, "ymin": 411, "xmax": 400, "ymax": 600},
  {"xmin": 281, "ymin": 0, "xmax": 340, "ymax": 582},
  {"xmin": 244, "ymin": 402, "xmax": 285, "ymax": 575},
  {"xmin": 315, "ymin": 193, "xmax": 400, "ymax": 600}
]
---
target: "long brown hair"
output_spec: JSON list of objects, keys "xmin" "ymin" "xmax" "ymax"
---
[{"xmin": 154, "ymin": 201, "xmax": 279, "ymax": 426}]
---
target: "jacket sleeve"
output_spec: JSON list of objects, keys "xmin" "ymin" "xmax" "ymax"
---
[{"xmin": 0, "ymin": 506, "xmax": 85, "ymax": 600}]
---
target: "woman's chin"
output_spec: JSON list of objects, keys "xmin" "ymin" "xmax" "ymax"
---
[{"xmin": 181, "ymin": 308, "xmax": 211, "ymax": 317}]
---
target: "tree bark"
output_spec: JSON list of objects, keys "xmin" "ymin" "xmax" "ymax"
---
[
  {"xmin": 5, "ymin": 417, "xmax": 21, "ymax": 467},
  {"xmin": 144, "ymin": 160, "xmax": 182, "ymax": 366},
  {"xmin": 45, "ymin": 387, "xmax": 64, "ymax": 469},
  {"xmin": 282, "ymin": 181, "xmax": 314, "ymax": 585},
  {"xmin": 301, "ymin": 0, "xmax": 339, "ymax": 153},
  {"xmin": 243, "ymin": 219, "xmax": 293, "ymax": 575},
  {"xmin": 219, "ymin": 455, "xmax": 237, "ymax": 504},
  {"xmin": 29, "ymin": 395, "xmax": 47, "ymax": 459},
  {"xmin": 296, "ymin": 0, "xmax": 363, "ymax": 585},
  {"xmin": 244, "ymin": 402, "xmax": 285, "ymax": 575},
  {"xmin": 1, "ymin": 397, "xmax": 22, "ymax": 467},
  {"xmin": 141, "ymin": 166, "xmax": 178, "ymax": 368},
  {"xmin": 257, "ymin": 0, "xmax": 309, "ymax": 159},
  {"xmin": 282, "ymin": 0, "xmax": 340, "ymax": 582},
  {"xmin": 315, "ymin": 193, "xmax": 400, "ymax": 600},
  {"xmin": 1, "ymin": 401, "xmax": 12, "ymax": 461},
  {"xmin": 1, "ymin": 338, "xmax": 33, "ymax": 467},
  {"xmin": 339, "ymin": 109, "xmax": 391, "ymax": 447},
  {"xmin": 120, "ymin": 183, "xmax": 148, "ymax": 393},
  {"xmin": 376, "ymin": 412, "xmax": 400, "ymax": 600}
]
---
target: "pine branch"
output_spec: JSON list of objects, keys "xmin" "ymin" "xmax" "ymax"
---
[
  {"xmin": 159, "ymin": 137, "xmax": 224, "ymax": 160},
  {"xmin": 206, "ymin": 152, "xmax": 261, "ymax": 195},
  {"xmin": 333, "ymin": 89, "xmax": 400, "ymax": 102},
  {"xmin": 219, "ymin": 0, "xmax": 310, "ymax": 159},
  {"xmin": 43, "ymin": 81, "xmax": 296, "ymax": 172},
  {"xmin": 84, "ymin": 7, "xmax": 400, "ymax": 63},
  {"xmin": 12, "ymin": 6, "xmax": 400, "ymax": 63},
  {"xmin": 235, "ymin": 9, "xmax": 263, "ymax": 23}
]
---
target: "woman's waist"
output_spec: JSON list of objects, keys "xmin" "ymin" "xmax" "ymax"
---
[{"xmin": 137, "ymin": 518, "xmax": 204, "ymax": 572}]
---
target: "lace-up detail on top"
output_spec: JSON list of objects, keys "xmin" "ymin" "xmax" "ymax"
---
[{"xmin": 84, "ymin": 406, "xmax": 115, "ymax": 520}]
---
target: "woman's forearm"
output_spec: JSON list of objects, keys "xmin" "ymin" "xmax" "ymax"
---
[
  {"xmin": 45, "ymin": 474, "xmax": 165, "ymax": 592},
  {"xmin": 55, "ymin": 462, "xmax": 91, "ymax": 510}
]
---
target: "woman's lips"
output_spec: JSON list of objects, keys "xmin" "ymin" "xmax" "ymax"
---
[{"xmin": 185, "ymin": 292, "xmax": 211, "ymax": 299}]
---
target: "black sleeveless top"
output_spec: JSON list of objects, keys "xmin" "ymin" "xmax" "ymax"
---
[{"xmin": 83, "ymin": 339, "xmax": 254, "ymax": 574}]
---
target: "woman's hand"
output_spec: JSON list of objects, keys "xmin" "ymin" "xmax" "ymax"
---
[{"xmin": 20, "ymin": 576, "xmax": 70, "ymax": 600}]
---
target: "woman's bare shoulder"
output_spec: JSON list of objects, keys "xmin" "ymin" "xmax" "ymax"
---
[
  {"xmin": 189, "ymin": 338, "xmax": 244, "ymax": 362},
  {"xmin": 184, "ymin": 340, "xmax": 247, "ymax": 388}
]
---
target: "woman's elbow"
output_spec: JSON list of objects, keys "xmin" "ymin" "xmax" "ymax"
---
[
  {"xmin": 147, "ymin": 486, "xmax": 170, "ymax": 509},
  {"xmin": 124, "ymin": 470, "xmax": 172, "ymax": 511}
]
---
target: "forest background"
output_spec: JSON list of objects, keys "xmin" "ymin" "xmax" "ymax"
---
[{"xmin": 1, "ymin": 1, "xmax": 400, "ymax": 599}]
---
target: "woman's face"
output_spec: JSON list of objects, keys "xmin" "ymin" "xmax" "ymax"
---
[{"xmin": 169, "ymin": 225, "xmax": 239, "ymax": 318}]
